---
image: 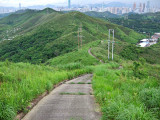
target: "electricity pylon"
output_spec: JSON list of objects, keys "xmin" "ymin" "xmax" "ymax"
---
[
  {"xmin": 77, "ymin": 24, "xmax": 84, "ymax": 50},
  {"xmin": 108, "ymin": 29, "xmax": 115, "ymax": 61}
]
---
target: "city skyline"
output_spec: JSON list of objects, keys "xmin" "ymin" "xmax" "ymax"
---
[{"xmin": 0, "ymin": 0, "xmax": 160, "ymax": 7}]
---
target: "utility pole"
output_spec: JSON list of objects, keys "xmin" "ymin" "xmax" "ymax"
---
[
  {"xmin": 80, "ymin": 24, "xmax": 83, "ymax": 48},
  {"xmin": 108, "ymin": 29, "xmax": 115, "ymax": 61},
  {"xmin": 77, "ymin": 24, "xmax": 83, "ymax": 50},
  {"xmin": 78, "ymin": 28, "xmax": 80, "ymax": 50},
  {"xmin": 108, "ymin": 30, "xmax": 110, "ymax": 60}
]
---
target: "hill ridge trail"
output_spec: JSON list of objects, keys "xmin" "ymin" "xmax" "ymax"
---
[
  {"xmin": 88, "ymin": 48, "xmax": 104, "ymax": 63},
  {"xmin": 22, "ymin": 74, "xmax": 101, "ymax": 120}
]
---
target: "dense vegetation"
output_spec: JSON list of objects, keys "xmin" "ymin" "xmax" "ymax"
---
[
  {"xmin": 93, "ymin": 62, "xmax": 160, "ymax": 120},
  {"xmin": 0, "ymin": 13, "xmax": 11, "ymax": 19},
  {"xmin": 107, "ymin": 12, "xmax": 160, "ymax": 34},
  {"xmin": 0, "ymin": 9, "xmax": 143, "ymax": 64},
  {"xmin": 86, "ymin": 11, "xmax": 160, "ymax": 34},
  {"xmin": 84, "ymin": 11, "xmax": 120, "ymax": 18}
]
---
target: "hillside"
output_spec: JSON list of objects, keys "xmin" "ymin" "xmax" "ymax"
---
[
  {"xmin": 0, "ymin": 8, "xmax": 61, "ymax": 41},
  {"xmin": 0, "ymin": 13, "xmax": 11, "ymax": 19},
  {"xmin": 108, "ymin": 12, "xmax": 160, "ymax": 34},
  {"xmin": 46, "ymin": 39, "xmax": 160, "ymax": 120},
  {"xmin": 0, "ymin": 9, "xmax": 144, "ymax": 64},
  {"xmin": 84, "ymin": 11, "xmax": 120, "ymax": 18}
]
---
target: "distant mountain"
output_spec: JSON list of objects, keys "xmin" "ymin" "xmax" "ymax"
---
[
  {"xmin": 0, "ymin": 13, "xmax": 11, "ymax": 19},
  {"xmin": 108, "ymin": 12, "xmax": 160, "ymax": 34},
  {"xmin": 84, "ymin": 11, "xmax": 120, "ymax": 18},
  {"xmin": 0, "ymin": 8, "xmax": 143, "ymax": 64}
]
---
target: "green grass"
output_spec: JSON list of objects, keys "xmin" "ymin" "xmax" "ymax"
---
[
  {"xmin": 0, "ymin": 61, "xmax": 91, "ymax": 120},
  {"xmin": 92, "ymin": 62, "xmax": 160, "ymax": 120},
  {"xmin": 46, "ymin": 41, "xmax": 101, "ymax": 66}
]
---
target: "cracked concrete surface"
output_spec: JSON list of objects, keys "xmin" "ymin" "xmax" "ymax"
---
[{"xmin": 23, "ymin": 74, "xmax": 101, "ymax": 120}]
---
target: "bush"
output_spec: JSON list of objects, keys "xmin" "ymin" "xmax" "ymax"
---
[
  {"xmin": 57, "ymin": 62, "xmax": 83, "ymax": 70},
  {"xmin": 139, "ymin": 88, "xmax": 160, "ymax": 109},
  {"xmin": 102, "ymin": 100, "xmax": 156, "ymax": 120},
  {"xmin": 0, "ymin": 100, "xmax": 16, "ymax": 120},
  {"xmin": 46, "ymin": 81, "xmax": 53, "ymax": 92},
  {"xmin": 133, "ymin": 61, "xmax": 147, "ymax": 79},
  {"xmin": 0, "ymin": 72, "xmax": 4, "ymax": 82}
]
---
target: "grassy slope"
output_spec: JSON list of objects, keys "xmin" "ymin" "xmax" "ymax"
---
[
  {"xmin": 0, "ymin": 8, "xmax": 61, "ymax": 40},
  {"xmin": 46, "ymin": 41, "xmax": 101, "ymax": 66},
  {"xmin": 93, "ymin": 62, "xmax": 160, "ymax": 120},
  {"xmin": 0, "ymin": 61, "xmax": 92, "ymax": 120},
  {"xmin": 0, "ymin": 38, "xmax": 160, "ymax": 120},
  {"xmin": 0, "ymin": 9, "xmax": 144, "ymax": 64},
  {"xmin": 46, "ymin": 40, "xmax": 160, "ymax": 119},
  {"xmin": 88, "ymin": 38, "xmax": 160, "ymax": 64}
]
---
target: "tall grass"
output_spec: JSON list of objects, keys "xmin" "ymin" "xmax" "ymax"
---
[
  {"xmin": 92, "ymin": 62, "xmax": 160, "ymax": 120},
  {"xmin": 0, "ymin": 61, "xmax": 91, "ymax": 120}
]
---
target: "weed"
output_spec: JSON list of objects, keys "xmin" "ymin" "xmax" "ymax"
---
[{"xmin": 60, "ymin": 92, "xmax": 86, "ymax": 95}]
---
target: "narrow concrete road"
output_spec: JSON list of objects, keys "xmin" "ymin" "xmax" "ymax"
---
[
  {"xmin": 88, "ymin": 48, "xmax": 104, "ymax": 63},
  {"xmin": 23, "ymin": 74, "xmax": 101, "ymax": 120}
]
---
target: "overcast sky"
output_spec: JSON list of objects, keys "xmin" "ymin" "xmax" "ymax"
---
[{"xmin": 0, "ymin": 0, "xmax": 160, "ymax": 7}]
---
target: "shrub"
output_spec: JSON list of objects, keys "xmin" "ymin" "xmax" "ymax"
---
[
  {"xmin": 57, "ymin": 62, "xmax": 83, "ymax": 70},
  {"xmin": 0, "ymin": 72, "xmax": 4, "ymax": 82},
  {"xmin": 133, "ymin": 61, "xmax": 147, "ymax": 79},
  {"xmin": 46, "ymin": 81, "xmax": 53, "ymax": 92},
  {"xmin": 0, "ymin": 100, "xmax": 16, "ymax": 120},
  {"xmin": 139, "ymin": 88, "xmax": 160, "ymax": 109}
]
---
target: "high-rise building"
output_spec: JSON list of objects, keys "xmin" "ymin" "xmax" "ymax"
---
[
  {"xmin": 133, "ymin": 2, "xmax": 136, "ymax": 11},
  {"xmin": 146, "ymin": 1, "xmax": 150, "ymax": 12},
  {"xmin": 68, "ymin": 0, "xmax": 71, "ymax": 8},
  {"xmin": 19, "ymin": 3, "xmax": 21, "ymax": 10},
  {"xmin": 142, "ymin": 3, "xmax": 146, "ymax": 12},
  {"xmin": 139, "ymin": 3, "xmax": 142, "ymax": 13}
]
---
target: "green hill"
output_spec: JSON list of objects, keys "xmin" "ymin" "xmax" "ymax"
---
[
  {"xmin": 0, "ymin": 13, "xmax": 11, "ymax": 19},
  {"xmin": 108, "ymin": 12, "xmax": 160, "ymax": 34},
  {"xmin": 84, "ymin": 11, "xmax": 120, "ymax": 18},
  {"xmin": 0, "ymin": 8, "xmax": 61, "ymax": 41},
  {"xmin": 0, "ymin": 9, "xmax": 144, "ymax": 64}
]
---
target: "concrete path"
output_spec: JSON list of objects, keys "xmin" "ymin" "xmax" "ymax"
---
[
  {"xmin": 88, "ymin": 48, "xmax": 104, "ymax": 63},
  {"xmin": 23, "ymin": 74, "xmax": 101, "ymax": 120}
]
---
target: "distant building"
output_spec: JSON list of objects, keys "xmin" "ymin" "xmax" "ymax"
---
[
  {"xmin": 68, "ymin": 0, "xmax": 71, "ymax": 8},
  {"xmin": 139, "ymin": 33, "xmax": 159, "ymax": 47},
  {"xmin": 19, "ymin": 3, "xmax": 21, "ymax": 10},
  {"xmin": 139, "ymin": 3, "xmax": 142, "ymax": 13},
  {"xmin": 133, "ymin": 2, "xmax": 136, "ymax": 11},
  {"xmin": 146, "ymin": 1, "xmax": 150, "ymax": 12},
  {"xmin": 142, "ymin": 3, "xmax": 146, "ymax": 12},
  {"xmin": 139, "ymin": 39, "xmax": 150, "ymax": 47},
  {"xmin": 152, "ymin": 33, "xmax": 160, "ymax": 40}
]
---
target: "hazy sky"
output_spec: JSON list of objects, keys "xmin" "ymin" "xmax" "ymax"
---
[{"xmin": 0, "ymin": 0, "xmax": 160, "ymax": 7}]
